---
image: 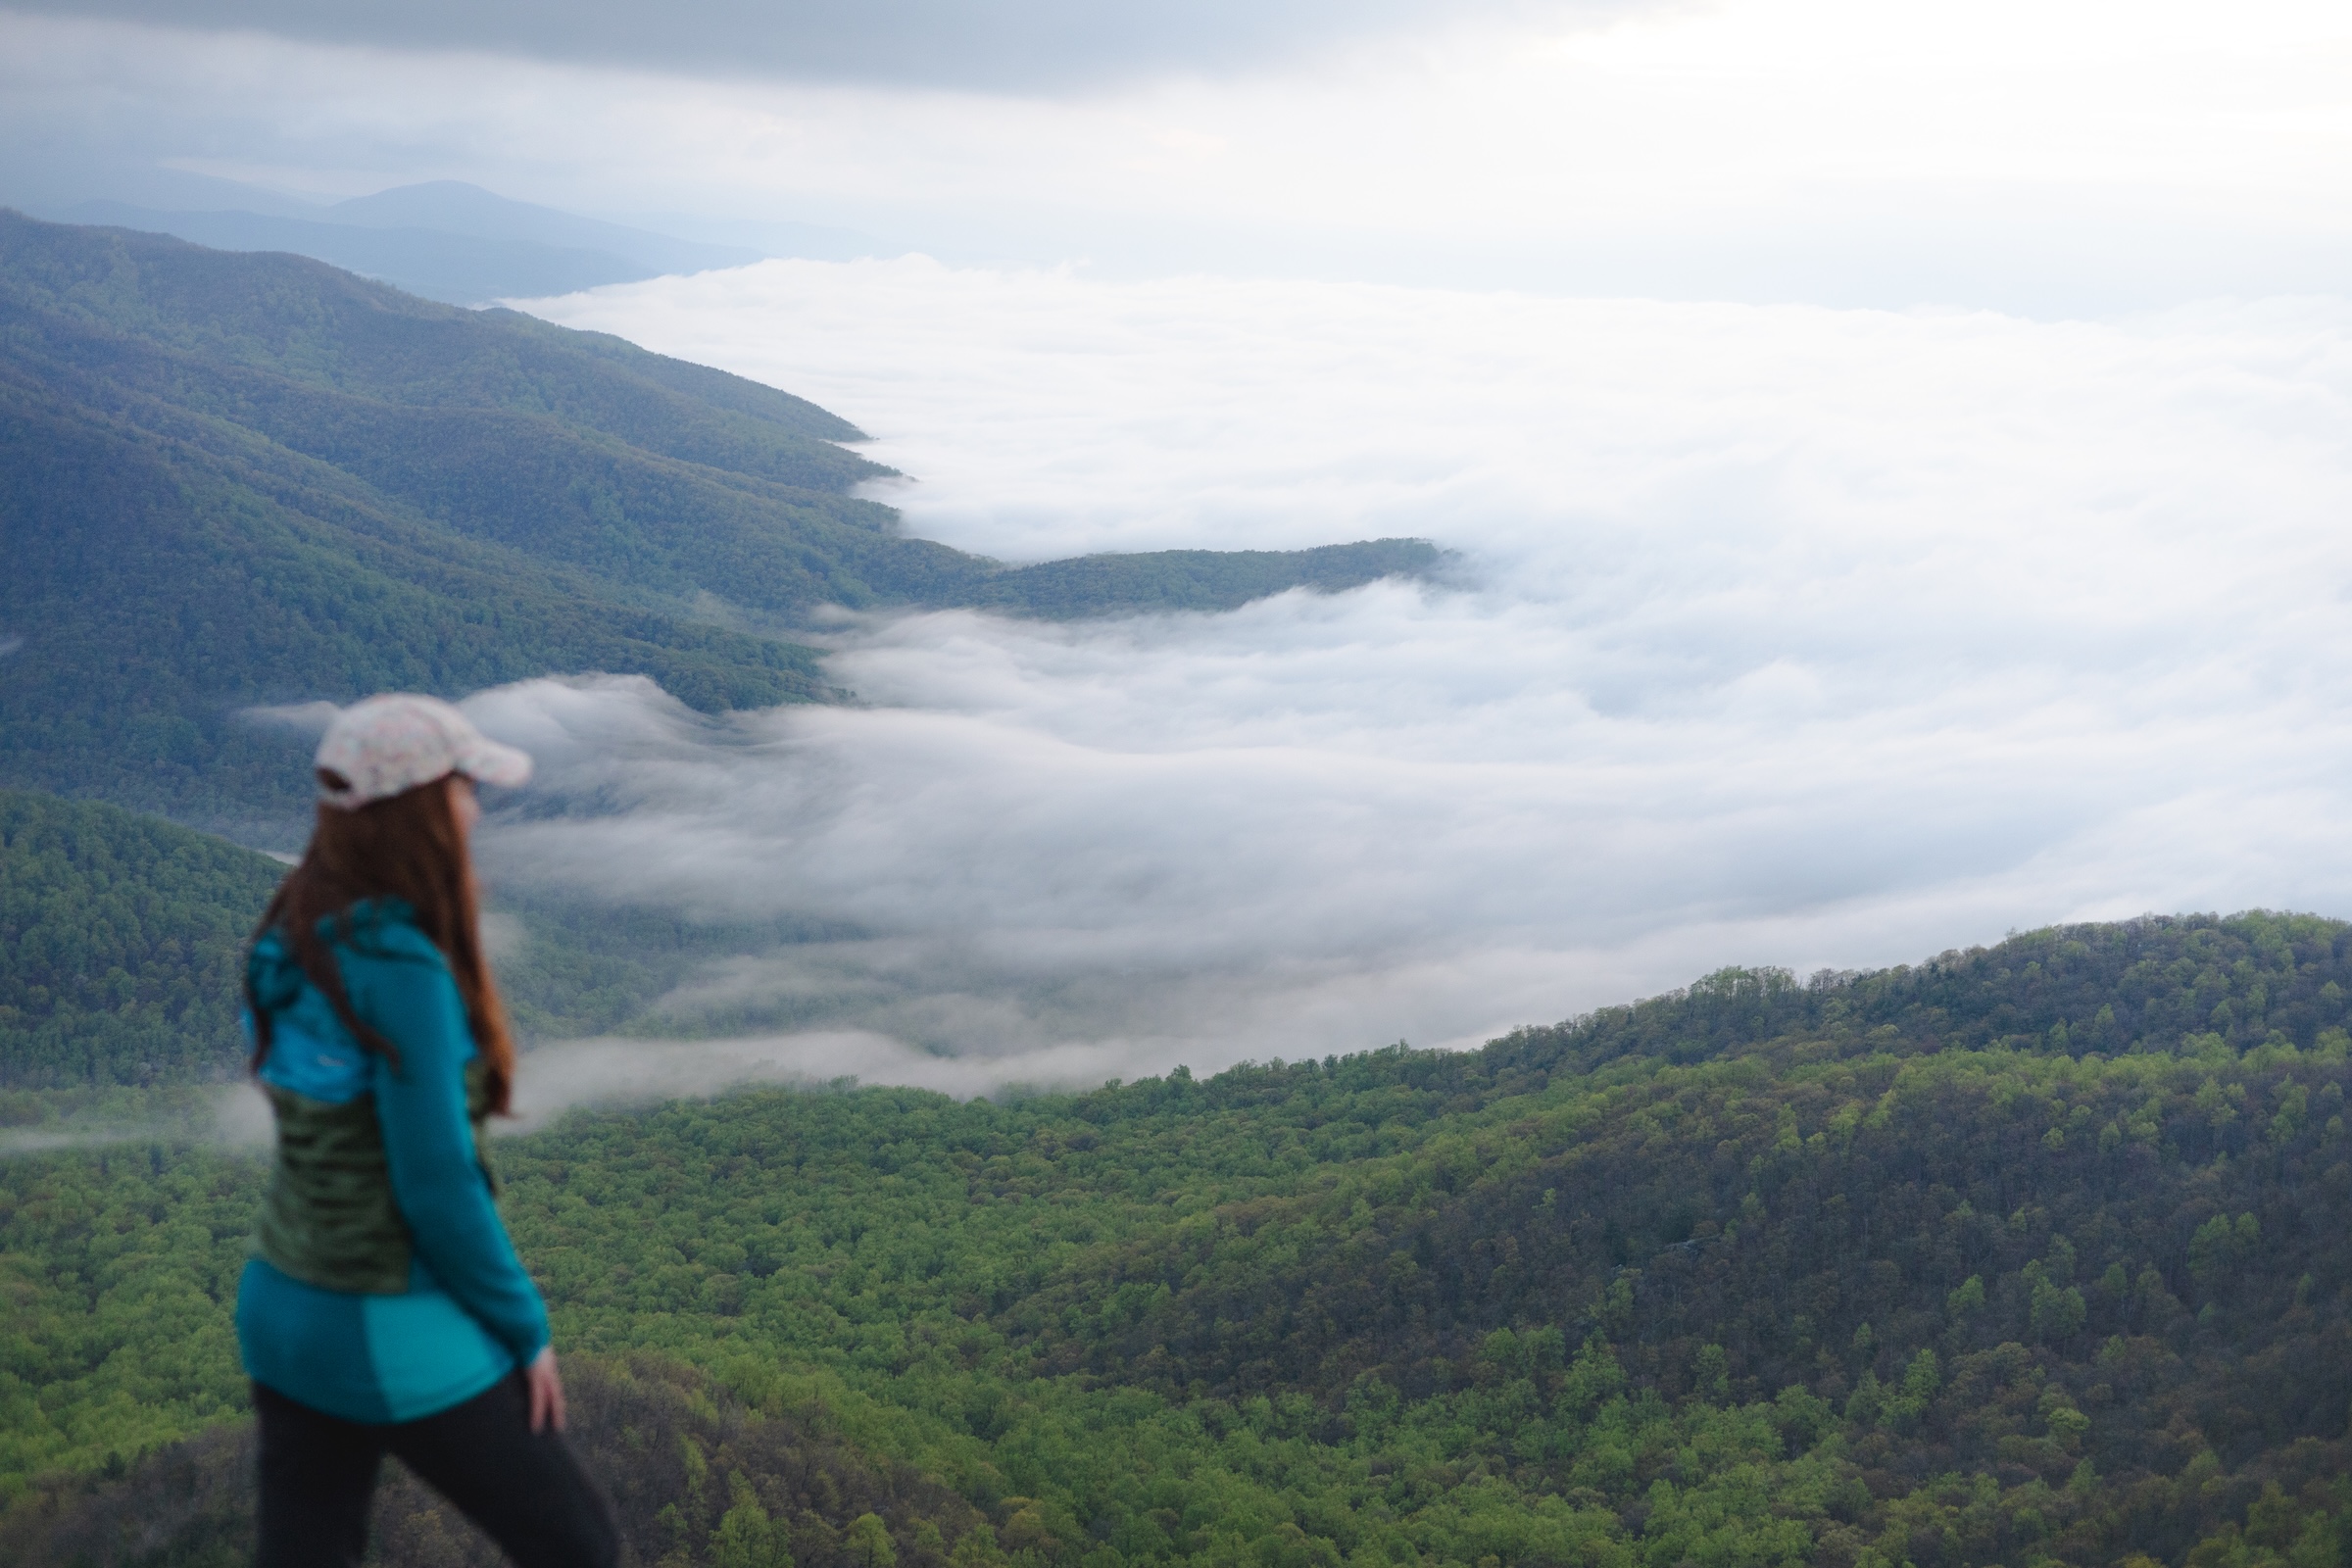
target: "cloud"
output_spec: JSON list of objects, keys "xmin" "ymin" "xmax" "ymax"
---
[
  {"xmin": 0, "ymin": 1125, "xmax": 154, "ymax": 1155},
  {"xmin": 502, "ymin": 1031, "xmax": 1180, "ymax": 1129},
  {"xmin": 238, "ymin": 699, "xmax": 341, "ymax": 736},
  {"xmin": 0, "ymin": 0, "xmax": 1610, "ymax": 93},
  {"xmin": 0, "ymin": 1085, "xmax": 274, "ymax": 1154},
  {"xmin": 423, "ymin": 263, "xmax": 2352, "ymax": 1094},
  {"xmin": 7, "ymin": 2, "xmax": 2349, "ymax": 312}
]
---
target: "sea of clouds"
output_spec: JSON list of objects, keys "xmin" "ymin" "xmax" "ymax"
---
[{"xmin": 466, "ymin": 262, "xmax": 2352, "ymax": 1105}]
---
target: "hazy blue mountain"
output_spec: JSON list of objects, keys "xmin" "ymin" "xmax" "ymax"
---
[
  {"xmin": 0, "ymin": 162, "xmax": 331, "ymax": 222},
  {"xmin": 56, "ymin": 180, "xmax": 768, "ymax": 305},
  {"xmin": 0, "ymin": 213, "xmax": 1440, "ymax": 834},
  {"xmin": 45, "ymin": 179, "xmax": 776, "ymax": 305},
  {"xmin": 14, "ymin": 171, "xmax": 891, "ymax": 296},
  {"xmin": 58, "ymin": 201, "xmax": 686, "ymax": 305},
  {"xmin": 325, "ymin": 180, "xmax": 764, "ymax": 276}
]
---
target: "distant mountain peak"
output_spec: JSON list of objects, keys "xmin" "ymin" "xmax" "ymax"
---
[{"xmin": 326, "ymin": 180, "xmax": 758, "ymax": 277}]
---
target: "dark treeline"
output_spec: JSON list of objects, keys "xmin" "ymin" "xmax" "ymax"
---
[{"xmin": 1514, "ymin": 914, "xmax": 2352, "ymax": 1069}]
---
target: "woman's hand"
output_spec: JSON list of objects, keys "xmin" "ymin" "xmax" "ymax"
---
[{"xmin": 524, "ymin": 1346, "xmax": 567, "ymax": 1434}]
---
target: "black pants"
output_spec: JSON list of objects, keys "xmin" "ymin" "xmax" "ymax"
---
[{"xmin": 253, "ymin": 1376, "xmax": 619, "ymax": 1568}]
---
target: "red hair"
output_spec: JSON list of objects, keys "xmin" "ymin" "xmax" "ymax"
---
[{"xmin": 248, "ymin": 772, "xmax": 517, "ymax": 1114}]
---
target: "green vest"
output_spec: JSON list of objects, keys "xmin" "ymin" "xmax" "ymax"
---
[{"xmin": 256, "ymin": 1059, "xmax": 502, "ymax": 1295}]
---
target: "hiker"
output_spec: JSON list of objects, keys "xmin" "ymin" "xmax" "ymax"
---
[{"xmin": 237, "ymin": 695, "xmax": 617, "ymax": 1568}]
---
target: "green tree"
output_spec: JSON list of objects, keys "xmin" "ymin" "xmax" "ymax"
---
[
  {"xmin": 848, "ymin": 1511, "xmax": 899, "ymax": 1568},
  {"xmin": 712, "ymin": 1472, "xmax": 794, "ymax": 1568}
]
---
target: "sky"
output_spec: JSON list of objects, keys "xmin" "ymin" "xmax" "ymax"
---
[
  {"xmin": 4, "ymin": 0, "xmax": 2350, "ymax": 309},
  {"xmin": 9, "ymin": 0, "xmax": 2352, "ymax": 1102}
]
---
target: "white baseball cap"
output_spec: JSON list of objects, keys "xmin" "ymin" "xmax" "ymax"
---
[{"xmin": 314, "ymin": 694, "xmax": 533, "ymax": 809}]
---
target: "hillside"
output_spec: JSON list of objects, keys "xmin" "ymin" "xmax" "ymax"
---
[
  {"xmin": 0, "ymin": 212, "xmax": 1439, "ymax": 833},
  {"xmin": 4, "ymin": 912, "xmax": 2347, "ymax": 1568},
  {"xmin": 0, "ymin": 787, "xmax": 803, "ymax": 1092},
  {"xmin": 0, "ymin": 790, "xmax": 282, "ymax": 1091},
  {"xmin": 57, "ymin": 177, "xmax": 766, "ymax": 305}
]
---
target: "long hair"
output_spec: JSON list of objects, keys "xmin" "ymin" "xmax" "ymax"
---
[{"xmin": 247, "ymin": 772, "xmax": 517, "ymax": 1114}]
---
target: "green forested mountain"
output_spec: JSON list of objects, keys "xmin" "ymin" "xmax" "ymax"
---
[
  {"xmin": 6, "ymin": 912, "xmax": 2348, "ymax": 1568},
  {"xmin": 0, "ymin": 785, "xmax": 809, "ymax": 1090},
  {"xmin": 959, "ymin": 542, "xmax": 1443, "ymax": 620},
  {"xmin": 0, "ymin": 212, "xmax": 1437, "ymax": 831},
  {"xmin": 9, "ymin": 200, "xmax": 2343, "ymax": 1568},
  {"xmin": 0, "ymin": 790, "xmax": 281, "ymax": 1090}
]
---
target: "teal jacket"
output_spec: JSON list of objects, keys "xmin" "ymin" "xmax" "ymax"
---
[{"xmin": 235, "ymin": 900, "xmax": 549, "ymax": 1424}]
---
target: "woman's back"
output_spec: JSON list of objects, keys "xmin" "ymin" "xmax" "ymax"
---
[
  {"xmin": 241, "ymin": 897, "xmax": 540, "ymax": 1426},
  {"xmin": 235, "ymin": 694, "xmax": 615, "ymax": 1568}
]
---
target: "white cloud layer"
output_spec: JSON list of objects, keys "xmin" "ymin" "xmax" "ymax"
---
[{"xmin": 444, "ymin": 263, "xmax": 2352, "ymax": 1099}]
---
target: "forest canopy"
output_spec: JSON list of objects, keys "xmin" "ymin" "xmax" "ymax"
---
[
  {"xmin": 4, "ymin": 903, "xmax": 2348, "ymax": 1568},
  {"xmin": 0, "ymin": 789, "xmax": 280, "ymax": 1091}
]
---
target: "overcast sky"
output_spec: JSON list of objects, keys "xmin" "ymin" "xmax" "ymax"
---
[
  {"xmin": 5, "ymin": 0, "xmax": 2349, "ymax": 307},
  {"xmin": 1, "ymin": 0, "xmax": 1608, "ymax": 92}
]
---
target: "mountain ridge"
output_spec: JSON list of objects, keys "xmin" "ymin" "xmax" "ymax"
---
[
  {"xmin": 4, "ymin": 903, "xmax": 2347, "ymax": 1567},
  {"xmin": 46, "ymin": 178, "xmax": 778, "ymax": 305},
  {"xmin": 0, "ymin": 212, "xmax": 1440, "ymax": 835},
  {"xmin": 3, "ymin": 780, "xmax": 2348, "ymax": 1567}
]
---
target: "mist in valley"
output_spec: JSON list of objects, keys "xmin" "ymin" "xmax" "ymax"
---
[{"xmin": 430, "ymin": 270, "xmax": 2352, "ymax": 1102}]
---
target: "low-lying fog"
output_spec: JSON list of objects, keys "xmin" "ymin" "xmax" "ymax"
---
[{"xmin": 473, "ymin": 264, "xmax": 2352, "ymax": 1105}]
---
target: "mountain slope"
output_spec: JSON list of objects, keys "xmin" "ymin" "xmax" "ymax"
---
[
  {"xmin": 57, "ymin": 203, "xmax": 690, "ymax": 308},
  {"xmin": 4, "ymin": 914, "xmax": 2347, "ymax": 1568},
  {"xmin": 1008, "ymin": 915, "xmax": 2352, "ymax": 1396},
  {"xmin": 3, "ymin": 1353, "xmax": 984, "ymax": 1568},
  {"xmin": 0, "ymin": 786, "xmax": 799, "ymax": 1091},
  {"xmin": 0, "ymin": 790, "xmax": 282, "ymax": 1089},
  {"xmin": 53, "ymin": 178, "xmax": 771, "ymax": 305},
  {"xmin": 0, "ymin": 213, "xmax": 1438, "ymax": 831},
  {"xmin": 0, "ymin": 365, "xmax": 836, "ymax": 831},
  {"xmin": 325, "ymin": 179, "xmax": 767, "ymax": 275}
]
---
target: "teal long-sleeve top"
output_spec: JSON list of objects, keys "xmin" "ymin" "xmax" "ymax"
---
[{"xmin": 235, "ymin": 900, "xmax": 549, "ymax": 1424}]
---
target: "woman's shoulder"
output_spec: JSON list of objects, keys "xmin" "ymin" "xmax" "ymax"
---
[
  {"xmin": 249, "ymin": 901, "xmax": 447, "ymax": 1002},
  {"xmin": 323, "ymin": 900, "xmax": 449, "ymax": 970}
]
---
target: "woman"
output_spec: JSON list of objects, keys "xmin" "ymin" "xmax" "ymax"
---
[{"xmin": 237, "ymin": 694, "xmax": 617, "ymax": 1568}]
